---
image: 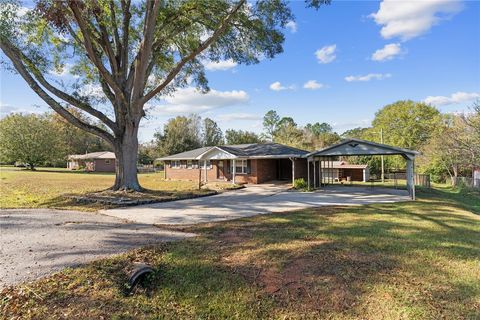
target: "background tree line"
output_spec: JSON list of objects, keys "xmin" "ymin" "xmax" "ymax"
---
[
  {"xmin": 341, "ymin": 100, "xmax": 480, "ymax": 183},
  {"xmin": 0, "ymin": 111, "xmax": 110, "ymax": 169},
  {"xmin": 2, "ymin": 99, "xmax": 478, "ymax": 183}
]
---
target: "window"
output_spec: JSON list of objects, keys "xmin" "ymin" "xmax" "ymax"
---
[
  {"xmin": 193, "ymin": 160, "xmax": 199, "ymax": 169},
  {"xmin": 231, "ymin": 159, "xmax": 248, "ymax": 174},
  {"xmin": 171, "ymin": 160, "xmax": 180, "ymax": 169},
  {"xmin": 202, "ymin": 160, "xmax": 212, "ymax": 170},
  {"xmin": 187, "ymin": 160, "xmax": 193, "ymax": 169},
  {"xmin": 105, "ymin": 159, "xmax": 111, "ymax": 165}
]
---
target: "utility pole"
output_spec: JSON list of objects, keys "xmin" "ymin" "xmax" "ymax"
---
[{"xmin": 380, "ymin": 128, "xmax": 385, "ymax": 183}]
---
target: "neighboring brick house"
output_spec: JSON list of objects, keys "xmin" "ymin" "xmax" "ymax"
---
[
  {"xmin": 157, "ymin": 143, "xmax": 309, "ymax": 184},
  {"xmin": 67, "ymin": 151, "xmax": 116, "ymax": 172}
]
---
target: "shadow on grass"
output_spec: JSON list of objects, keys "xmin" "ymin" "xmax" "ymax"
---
[{"xmin": 1, "ymin": 187, "xmax": 479, "ymax": 319}]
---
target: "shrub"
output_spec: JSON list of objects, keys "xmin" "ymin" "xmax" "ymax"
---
[{"xmin": 293, "ymin": 178, "xmax": 308, "ymax": 191}]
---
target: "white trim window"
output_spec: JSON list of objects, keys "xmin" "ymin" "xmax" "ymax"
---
[
  {"xmin": 232, "ymin": 159, "xmax": 248, "ymax": 174},
  {"xmin": 105, "ymin": 159, "xmax": 111, "ymax": 164},
  {"xmin": 203, "ymin": 160, "xmax": 213, "ymax": 170},
  {"xmin": 171, "ymin": 160, "xmax": 180, "ymax": 169},
  {"xmin": 187, "ymin": 160, "xmax": 193, "ymax": 169}
]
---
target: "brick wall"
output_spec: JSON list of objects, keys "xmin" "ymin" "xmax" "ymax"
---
[
  {"xmin": 94, "ymin": 159, "xmax": 116, "ymax": 172},
  {"xmin": 255, "ymin": 159, "xmax": 277, "ymax": 183},
  {"xmin": 164, "ymin": 158, "xmax": 308, "ymax": 184},
  {"xmin": 293, "ymin": 158, "xmax": 308, "ymax": 181},
  {"xmin": 165, "ymin": 160, "xmax": 220, "ymax": 182}
]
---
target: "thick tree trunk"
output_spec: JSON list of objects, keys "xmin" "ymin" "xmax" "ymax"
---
[{"xmin": 112, "ymin": 122, "xmax": 142, "ymax": 191}]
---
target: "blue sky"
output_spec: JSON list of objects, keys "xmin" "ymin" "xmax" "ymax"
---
[{"xmin": 1, "ymin": 0, "xmax": 479, "ymax": 142}]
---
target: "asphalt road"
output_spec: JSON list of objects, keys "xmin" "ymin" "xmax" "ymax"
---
[{"xmin": 0, "ymin": 209, "xmax": 193, "ymax": 289}]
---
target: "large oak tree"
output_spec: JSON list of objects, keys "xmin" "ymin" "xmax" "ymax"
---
[{"xmin": 0, "ymin": 0, "xmax": 329, "ymax": 190}]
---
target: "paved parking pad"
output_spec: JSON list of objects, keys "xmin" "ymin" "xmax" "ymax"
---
[{"xmin": 102, "ymin": 185, "xmax": 411, "ymax": 225}]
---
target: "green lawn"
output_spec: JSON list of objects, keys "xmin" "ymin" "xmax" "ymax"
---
[
  {"xmin": 1, "ymin": 186, "xmax": 479, "ymax": 319},
  {"xmin": 0, "ymin": 166, "xmax": 214, "ymax": 211}
]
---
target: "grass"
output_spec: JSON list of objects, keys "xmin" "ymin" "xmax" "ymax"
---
[
  {"xmin": 0, "ymin": 166, "xmax": 218, "ymax": 211},
  {"xmin": 1, "ymin": 186, "xmax": 479, "ymax": 319}
]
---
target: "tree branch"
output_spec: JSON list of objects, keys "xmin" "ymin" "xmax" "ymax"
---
[
  {"xmin": 92, "ymin": 0, "xmax": 120, "ymax": 79},
  {"xmin": 120, "ymin": 0, "xmax": 131, "ymax": 83},
  {"xmin": 140, "ymin": 0, "xmax": 246, "ymax": 105},
  {"xmin": 68, "ymin": 1, "xmax": 128, "ymax": 106},
  {"xmin": 109, "ymin": 0, "xmax": 122, "ymax": 60},
  {"xmin": 129, "ymin": 0, "xmax": 162, "ymax": 106},
  {"xmin": 3, "ymin": 39, "xmax": 119, "ymax": 134},
  {"xmin": 0, "ymin": 40, "xmax": 115, "ymax": 145}
]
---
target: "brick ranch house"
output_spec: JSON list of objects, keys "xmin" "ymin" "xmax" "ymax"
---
[
  {"xmin": 157, "ymin": 143, "xmax": 309, "ymax": 184},
  {"xmin": 67, "ymin": 151, "xmax": 116, "ymax": 172},
  {"xmin": 157, "ymin": 143, "xmax": 370, "ymax": 185}
]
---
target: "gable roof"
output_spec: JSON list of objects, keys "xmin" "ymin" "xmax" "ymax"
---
[
  {"xmin": 307, "ymin": 138, "xmax": 419, "ymax": 159},
  {"xmin": 68, "ymin": 151, "xmax": 115, "ymax": 160},
  {"xmin": 157, "ymin": 143, "xmax": 309, "ymax": 160},
  {"xmin": 155, "ymin": 146, "xmax": 213, "ymax": 160}
]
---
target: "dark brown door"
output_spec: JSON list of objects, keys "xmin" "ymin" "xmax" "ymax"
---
[{"xmin": 217, "ymin": 160, "xmax": 225, "ymax": 179}]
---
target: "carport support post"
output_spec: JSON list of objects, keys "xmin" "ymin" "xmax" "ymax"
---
[
  {"xmin": 290, "ymin": 158, "xmax": 295, "ymax": 185},
  {"xmin": 406, "ymin": 158, "xmax": 415, "ymax": 200},
  {"xmin": 307, "ymin": 158, "xmax": 311, "ymax": 189},
  {"xmin": 204, "ymin": 160, "xmax": 208, "ymax": 183},
  {"xmin": 232, "ymin": 159, "xmax": 236, "ymax": 184},
  {"xmin": 313, "ymin": 158, "xmax": 316, "ymax": 188}
]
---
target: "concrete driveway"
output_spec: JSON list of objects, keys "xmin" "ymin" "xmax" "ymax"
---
[
  {"xmin": 101, "ymin": 184, "xmax": 411, "ymax": 225},
  {"xmin": 0, "ymin": 209, "xmax": 193, "ymax": 289}
]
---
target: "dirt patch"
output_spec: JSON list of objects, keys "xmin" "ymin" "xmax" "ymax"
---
[
  {"xmin": 218, "ymin": 229, "xmax": 253, "ymax": 244},
  {"xmin": 218, "ymin": 236, "xmax": 396, "ymax": 315}
]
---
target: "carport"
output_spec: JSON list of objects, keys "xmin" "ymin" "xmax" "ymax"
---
[{"xmin": 306, "ymin": 138, "xmax": 419, "ymax": 200}]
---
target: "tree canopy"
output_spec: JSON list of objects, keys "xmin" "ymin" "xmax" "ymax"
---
[
  {"xmin": 154, "ymin": 115, "xmax": 202, "ymax": 156},
  {"xmin": 225, "ymin": 129, "xmax": 262, "ymax": 145},
  {"xmin": 0, "ymin": 113, "xmax": 64, "ymax": 169},
  {"xmin": 0, "ymin": 0, "xmax": 330, "ymax": 190},
  {"xmin": 371, "ymin": 100, "xmax": 442, "ymax": 150},
  {"xmin": 202, "ymin": 117, "xmax": 224, "ymax": 146}
]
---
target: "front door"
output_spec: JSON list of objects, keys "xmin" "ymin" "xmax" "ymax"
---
[{"xmin": 217, "ymin": 160, "xmax": 225, "ymax": 180}]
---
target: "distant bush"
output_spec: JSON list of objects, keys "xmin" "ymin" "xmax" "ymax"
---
[{"xmin": 293, "ymin": 178, "xmax": 308, "ymax": 191}]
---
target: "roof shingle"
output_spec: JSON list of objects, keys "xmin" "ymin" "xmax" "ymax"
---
[{"xmin": 157, "ymin": 143, "xmax": 309, "ymax": 160}]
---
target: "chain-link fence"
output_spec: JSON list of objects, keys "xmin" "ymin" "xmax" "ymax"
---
[{"xmin": 450, "ymin": 177, "xmax": 480, "ymax": 189}]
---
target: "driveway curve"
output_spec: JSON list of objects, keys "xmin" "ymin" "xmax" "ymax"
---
[
  {"xmin": 0, "ymin": 209, "xmax": 193, "ymax": 289},
  {"xmin": 101, "ymin": 185, "xmax": 411, "ymax": 225}
]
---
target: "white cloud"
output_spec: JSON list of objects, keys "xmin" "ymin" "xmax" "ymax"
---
[
  {"xmin": 424, "ymin": 91, "xmax": 480, "ymax": 106},
  {"xmin": 315, "ymin": 44, "xmax": 337, "ymax": 64},
  {"xmin": 332, "ymin": 119, "xmax": 373, "ymax": 131},
  {"xmin": 49, "ymin": 63, "xmax": 73, "ymax": 77},
  {"xmin": 285, "ymin": 20, "xmax": 297, "ymax": 33},
  {"xmin": 345, "ymin": 73, "xmax": 392, "ymax": 82},
  {"xmin": 17, "ymin": 6, "xmax": 30, "ymax": 16},
  {"xmin": 370, "ymin": 0, "xmax": 463, "ymax": 41},
  {"xmin": 0, "ymin": 102, "xmax": 44, "ymax": 118},
  {"xmin": 78, "ymin": 83, "xmax": 105, "ymax": 99},
  {"xmin": 269, "ymin": 81, "xmax": 295, "ymax": 91},
  {"xmin": 151, "ymin": 87, "xmax": 249, "ymax": 116},
  {"xmin": 303, "ymin": 80, "xmax": 324, "ymax": 90},
  {"xmin": 216, "ymin": 113, "xmax": 262, "ymax": 122},
  {"xmin": 204, "ymin": 59, "xmax": 237, "ymax": 71},
  {"xmin": 371, "ymin": 43, "xmax": 403, "ymax": 61}
]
